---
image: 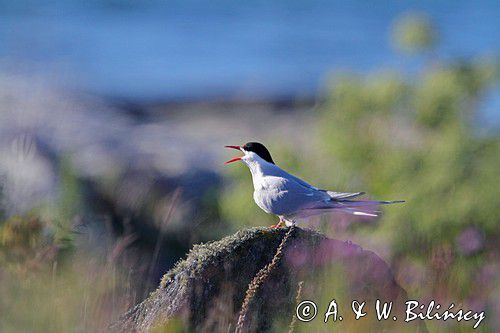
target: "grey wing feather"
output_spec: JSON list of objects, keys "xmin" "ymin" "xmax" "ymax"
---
[
  {"xmin": 266, "ymin": 167, "xmax": 364, "ymax": 203},
  {"xmin": 324, "ymin": 191, "xmax": 365, "ymax": 200},
  {"xmin": 272, "ymin": 168, "xmax": 319, "ymax": 190},
  {"xmin": 273, "ymin": 169, "xmax": 364, "ymax": 199}
]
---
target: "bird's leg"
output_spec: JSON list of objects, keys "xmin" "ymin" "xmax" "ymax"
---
[{"xmin": 270, "ymin": 217, "xmax": 286, "ymax": 228}]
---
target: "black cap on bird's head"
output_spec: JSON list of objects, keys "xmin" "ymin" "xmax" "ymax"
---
[{"xmin": 224, "ymin": 142, "xmax": 275, "ymax": 164}]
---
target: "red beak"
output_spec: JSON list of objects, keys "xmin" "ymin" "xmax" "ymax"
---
[{"xmin": 224, "ymin": 145, "xmax": 242, "ymax": 164}]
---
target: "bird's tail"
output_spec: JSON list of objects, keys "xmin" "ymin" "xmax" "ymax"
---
[
  {"xmin": 304, "ymin": 199, "xmax": 405, "ymax": 218},
  {"xmin": 336, "ymin": 199, "xmax": 405, "ymax": 217}
]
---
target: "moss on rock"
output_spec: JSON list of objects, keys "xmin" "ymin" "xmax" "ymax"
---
[{"xmin": 112, "ymin": 227, "xmax": 426, "ymax": 333}]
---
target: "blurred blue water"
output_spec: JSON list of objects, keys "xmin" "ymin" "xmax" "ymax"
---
[{"xmin": 0, "ymin": 0, "xmax": 499, "ymax": 101}]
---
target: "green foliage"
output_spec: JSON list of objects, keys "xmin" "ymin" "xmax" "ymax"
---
[
  {"xmin": 391, "ymin": 12, "xmax": 437, "ymax": 54},
  {"xmin": 0, "ymin": 250, "xmax": 131, "ymax": 333},
  {"xmin": 0, "ymin": 213, "xmax": 131, "ymax": 333},
  {"xmin": 0, "ymin": 215, "xmax": 51, "ymax": 272},
  {"xmin": 318, "ymin": 60, "xmax": 499, "ymax": 254},
  {"xmin": 0, "ymin": 154, "xmax": 126, "ymax": 332},
  {"xmin": 53, "ymin": 157, "xmax": 85, "ymax": 247}
]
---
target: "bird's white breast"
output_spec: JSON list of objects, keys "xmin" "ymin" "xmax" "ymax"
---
[{"xmin": 253, "ymin": 176, "xmax": 283, "ymax": 214}]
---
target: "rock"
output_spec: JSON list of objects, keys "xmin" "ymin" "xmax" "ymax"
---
[{"xmin": 112, "ymin": 227, "xmax": 427, "ymax": 332}]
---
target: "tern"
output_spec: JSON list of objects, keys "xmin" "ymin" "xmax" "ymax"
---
[{"xmin": 225, "ymin": 142, "xmax": 404, "ymax": 228}]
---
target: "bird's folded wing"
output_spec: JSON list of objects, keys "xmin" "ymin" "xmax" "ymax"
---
[{"xmin": 269, "ymin": 168, "xmax": 365, "ymax": 202}]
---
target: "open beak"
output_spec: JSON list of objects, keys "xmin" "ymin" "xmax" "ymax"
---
[{"xmin": 224, "ymin": 145, "xmax": 243, "ymax": 164}]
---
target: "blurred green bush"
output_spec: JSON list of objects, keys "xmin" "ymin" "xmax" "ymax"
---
[{"xmin": 391, "ymin": 12, "xmax": 436, "ymax": 54}]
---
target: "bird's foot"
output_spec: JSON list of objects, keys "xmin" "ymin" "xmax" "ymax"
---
[{"xmin": 270, "ymin": 220, "xmax": 285, "ymax": 229}]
